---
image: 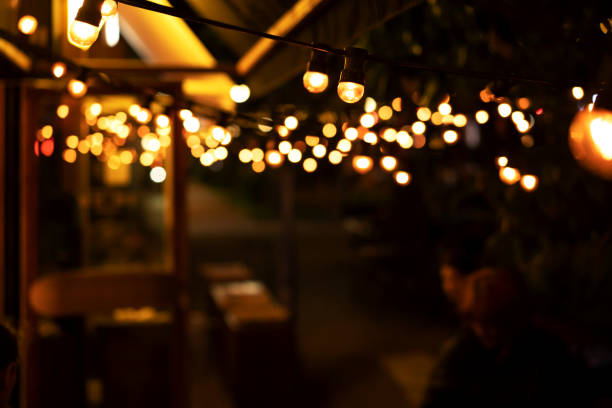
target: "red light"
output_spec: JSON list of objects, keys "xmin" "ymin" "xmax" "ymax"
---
[
  {"xmin": 41, "ymin": 139, "xmax": 54, "ymax": 157},
  {"xmin": 536, "ymin": 108, "xmax": 543, "ymax": 115},
  {"xmin": 34, "ymin": 141, "xmax": 40, "ymax": 156}
]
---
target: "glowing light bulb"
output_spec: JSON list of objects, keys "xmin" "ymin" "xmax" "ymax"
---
[
  {"xmin": 89, "ymin": 102, "xmax": 102, "ymax": 117},
  {"xmin": 57, "ymin": 105, "xmax": 70, "ymax": 119},
  {"xmin": 303, "ymin": 158, "xmax": 317, "ymax": 173},
  {"xmin": 104, "ymin": 13, "xmax": 120, "ymax": 47},
  {"xmin": 18, "ymin": 15, "xmax": 38, "ymax": 35},
  {"xmin": 443, "ymin": 130, "xmax": 459, "ymax": 144},
  {"xmin": 183, "ymin": 117, "xmax": 200, "ymax": 133},
  {"xmin": 380, "ymin": 156, "xmax": 397, "ymax": 172},
  {"xmin": 394, "ymin": 171, "xmax": 411, "ymax": 185},
  {"xmin": 499, "ymin": 167, "xmax": 521, "ymax": 185},
  {"xmin": 322, "ymin": 123, "xmax": 337, "ymax": 138},
  {"xmin": 438, "ymin": 103, "xmax": 452, "ymax": 115},
  {"xmin": 328, "ymin": 150, "xmax": 343, "ymax": 164},
  {"xmin": 284, "ymin": 116, "xmax": 299, "ymax": 130},
  {"xmin": 520, "ymin": 175, "xmax": 538, "ymax": 191},
  {"xmin": 288, "ymin": 149, "xmax": 302, "ymax": 163},
  {"xmin": 360, "ymin": 113, "xmax": 376, "ymax": 128},
  {"xmin": 239, "ymin": 149, "xmax": 253, "ymax": 163},
  {"xmin": 344, "ymin": 127, "xmax": 358, "ymax": 141},
  {"xmin": 68, "ymin": 78, "xmax": 87, "ymax": 98},
  {"xmin": 475, "ymin": 110, "xmax": 489, "ymax": 124},
  {"xmin": 279, "ymin": 141, "xmax": 292, "ymax": 155},
  {"xmin": 364, "ymin": 131, "xmax": 378, "ymax": 145},
  {"xmin": 417, "ymin": 107, "xmax": 432, "ymax": 122},
  {"xmin": 569, "ymin": 109, "xmax": 612, "ymax": 179},
  {"xmin": 179, "ymin": 109, "xmax": 192, "ymax": 120},
  {"xmin": 155, "ymin": 114, "xmax": 170, "ymax": 128},
  {"xmin": 136, "ymin": 108, "xmax": 152, "ymax": 124},
  {"xmin": 352, "ymin": 155, "xmax": 373, "ymax": 174},
  {"xmin": 453, "ymin": 114, "xmax": 467, "ymax": 128},
  {"xmin": 337, "ymin": 139, "xmax": 352, "ymax": 153},
  {"xmin": 69, "ymin": 20, "xmax": 101, "ymax": 50},
  {"xmin": 498, "ymin": 103, "xmax": 512, "ymax": 118},
  {"xmin": 230, "ymin": 84, "xmax": 250, "ymax": 103},
  {"xmin": 150, "ymin": 167, "xmax": 166, "ymax": 183},
  {"xmin": 364, "ymin": 97, "xmax": 377, "ymax": 113},
  {"xmin": 211, "ymin": 126, "xmax": 226, "ymax": 142},
  {"xmin": 572, "ymin": 86, "xmax": 584, "ymax": 100},
  {"xmin": 382, "ymin": 128, "xmax": 397, "ymax": 142},
  {"xmin": 337, "ymin": 81, "xmax": 365, "ymax": 104},
  {"xmin": 101, "ymin": 0, "xmax": 118, "ymax": 17},
  {"xmin": 312, "ymin": 144, "xmax": 326, "ymax": 158},
  {"xmin": 303, "ymin": 72, "xmax": 329, "ymax": 93},
  {"xmin": 378, "ymin": 106, "xmax": 393, "ymax": 120},
  {"xmin": 252, "ymin": 148, "xmax": 264, "ymax": 162},
  {"xmin": 411, "ymin": 121, "xmax": 426, "ymax": 134},
  {"xmin": 496, "ymin": 156, "xmax": 509, "ymax": 167},
  {"xmin": 396, "ymin": 131, "xmax": 413, "ymax": 149},
  {"xmin": 265, "ymin": 150, "xmax": 284, "ymax": 167},
  {"xmin": 52, "ymin": 62, "xmax": 67, "ymax": 78}
]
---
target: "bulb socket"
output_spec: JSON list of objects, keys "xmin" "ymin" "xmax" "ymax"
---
[
  {"xmin": 75, "ymin": 0, "xmax": 104, "ymax": 26},
  {"xmin": 339, "ymin": 47, "xmax": 368, "ymax": 85},
  {"xmin": 306, "ymin": 47, "xmax": 328, "ymax": 75}
]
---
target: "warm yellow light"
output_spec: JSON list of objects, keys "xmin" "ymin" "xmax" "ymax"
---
[
  {"xmin": 204, "ymin": 135, "xmax": 218, "ymax": 149},
  {"xmin": 41, "ymin": 125, "xmax": 53, "ymax": 139},
  {"xmin": 438, "ymin": 103, "xmax": 452, "ymax": 115},
  {"xmin": 186, "ymin": 135, "xmax": 200, "ymax": 148},
  {"xmin": 150, "ymin": 167, "xmax": 166, "ymax": 183},
  {"xmin": 265, "ymin": 150, "xmax": 283, "ymax": 167},
  {"xmin": 337, "ymin": 139, "xmax": 352, "ymax": 153},
  {"xmin": 443, "ymin": 130, "xmax": 459, "ymax": 144},
  {"xmin": 305, "ymin": 135, "xmax": 319, "ymax": 147},
  {"xmin": 303, "ymin": 71, "xmax": 329, "ymax": 93},
  {"xmin": 572, "ymin": 86, "xmax": 585, "ymax": 100},
  {"xmin": 516, "ymin": 120, "xmax": 530, "ymax": 133},
  {"xmin": 590, "ymin": 116, "xmax": 612, "ymax": 160},
  {"xmin": 65, "ymin": 135, "xmax": 79, "ymax": 149},
  {"xmin": 279, "ymin": 140, "xmax": 292, "ymax": 154},
  {"xmin": 396, "ymin": 131, "xmax": 413, "ymax": 149},
  {"xmin": 252, "ymin": 161, "xmax": 265, "ymax": 173},
  {"xmin": 344, "ymin": 127, "xmax": 358, "ymax": 141},
  {"xmin": 380, "ymin": 156, "xmax": 397, "ymax": 172},
  {"xmin": 568, "ymin": 109, "xmax": 612, "ymax": 179},
  {"xmin": 284, "ymin": 116, "xmax": 299, "ymax": 130},
  {"xmin": 496, "ymin": 156, "xmax": 509, "ymax": 167},
  {"xmin": 382, "ymin": 128, "xmax": 397, "ymax": 142},
  {"xmin": 68, "ymin": 19, "xmax": 101, "ymax": 51},
  {"xmin": 239, "ymin": 149, "xmax": 253, "ymax": 163},
  {"xmin": 517, "ymin": 97, "xmax": 531, "ymax": 110},
  {"xmin": 324, "ymin": 150, "xmax": 342, "ymax": 167},
  {"xmin": 91, "ymin": 132, "xmax": 103, "ymax": 145},
  {"xmin": 183, "ymin": 117, "xmax": 200, "ymax": 133},
  {"xmin": 136, "ymin": 108, "xmax": 152, "ymax": 124},
  {"xmin": 392, "ymin": 97, "xmax": 402, "ymax": 112},
  {"xmin": 230, "ymin": 84, "xmax": 250, "ymax": 103},
  {"xmin": 52, "ymin": 62, "xmax": 67, "ymax": 78},
  {"xmin": 252, "ymin": 148, "xmax": 264, "ymax": 162},
  {"xmin": 139, "ymin": 151, "xmax": 155, "ymax": 166},
  {"xmin": 352, "ymin": 155, "xmax": 373, "ymax": 174},
  {"xmin": 417, "ymin": 107, "xmax": 432, "ymax": 122},
  {"xmin": 214, "ymin": 146, "xmax": 228, "ymax": 160},
  {"xmin": 63, "ymin": 149, "xmax": 77, "ymax": 163},
  {"xmin": 18, "ymin": 15, "xmax": 38, "ymax": 35},
  {"xmin": 394, "ymin": 171, "xmax": 411, "ymax": 185},
  {"xmin": 360, "ymin": 113, "xmax": 376, "ymax": 128},
  {"xmin": 77, "ymin": 139, "xmax": 90, "ymax": 154},
  {"xmin": 303, "ymin": 158, "xmax": 317, "ymax": 173},
  {"xmin": 475, "ymin": 110, "xmax": 489, "ymax": 124},
  {"xmin": 442, "ymin": 114, "xmax": 454, "ymax": 125},
  {"xmin": 288, "ymin": 149, "xmax": 302, "ymax": 163},
  {"xmin": 101, "ymin": 0, "xmax": 117, "ymax": 17},
  {"xmin": 378, "ymin": 106, "xmax": 393, "ymax": 120},
  {"xmin": 453, "ymin": 114, "xmax": 467, "ymax": 128},
  {"xmin": 337, "ymin": 81, "xmax": 365, "ymax": 104},
  {"xmin": 179, "ymin": 109, "xmax": 192, "ymax": 120},
  {"xmin": 316, "ymin": 124, "xmax": 334, "ymax": 139},
  {"xmin": 90, "ymin": 143, "xmax": 103, "ymax": 156},
  {"xmin": 499, "ymin": 167, "xmax": 521, "ymax": 185},
  {"xmin": 89, "ymin": 103, "xmax": 102, "ymax": 117},
  {"xmin": 364, "ymin": 97, "xmax": 377, "ymax": 113},
  {"xmin": 498, "ymin": 103, "xmax": 512, "ymax": 118},
  {"xmin": 190, "ymin": 145, "xmax": 204, "ymax": 158},
  {"xmin": 520, "ymin": 174, "xmax": 538, "ymax": 191},
  {"xmin": 200, "ymin": 152, "xmax": 215, "ymax": 166},
  {"xmin": 57, "ymin": 105, "xmax": 70, "ymax": 119},
  {"xmin": 277, "ymin": 125, "xmax": 290, "ymax": 138},
  {"xmin": 431, "ymin": 112, "xmax": 443, "ymax": 126},
  {"xmin": 312, "ymin": 144, "xmax": 326, "ymax": 158},
  {"xmin": 68, "ymin": 79, "xmax": 87, "ymax": 98},
  {"xmin": 511, "ymin": 111, "xmax": 525, "ymax": 124},
  {"xmin": 119, "ymin": 150, "xmax": 134, "ymax": 164},
  {"xmin": 211, "ymin": 126, "xmax": 226, "ymax": 142},
  {"xmin": 411, "ymin": 121, "xmax": 426, "ymax": 134},
  {"xmin": 364, "ymin": 131, "xmax": 378, "ymax": 145},
  {"xmin": 155, "ymin": 114, "xmax": 170, "ymax": 128}
]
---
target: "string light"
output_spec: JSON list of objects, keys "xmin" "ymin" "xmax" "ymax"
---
[
  {"xmin": 287, "ymin": 149, "xmax": 302, "ymax": 163},
  {"xmin": 68, "ymin": 0, "xmax": 105, "ymax": 50},
  {"xmin": 378, "ymin": 106, "xmax": 393, "ymax": 120},
  {"xmin": 411, "ymin": 121, "xmax": 426, "ymax": 134},
  {"xmin": 337, "ymin": 47, "xmax": 367, "ymax": 104},
  {"xmin": 52, "ymin": 62, "xmax": 67, "ymax": 78},
  {"xmin": 520, "ymin": 174, "xmax": 538, "ymax": 191},
  {"xmin": 57, "ymin": 105, "xmax": 70, "ymax": 119},
  {"xmin": 394, "ymin": 171, "xmax": 411, "ymax": 185},
  {"xmin": 475, "ymin": 110, "xmax": 489, "ymax": 124},
  {"xmin": 443, "ymin": 130, "xmax": 459, "ymax": 144},
  {"xmin": 278, "ymin": 140, "xmax": 292, "ymax": 154},
  {"xmin": 496, "ymin": 156, "xmax": 509, "ymax": 167},
  {"xmin": 322, "ymin": 123, "xmax": 337, "ymax": 138},
  {"xmin": 499, "ymin": 166, "xmax": 521, "ymax": 185},
  {"xmin": 284, "ymin": 116, "xmax": 299, "ymax": 130},
  {"xmin": 150, "ymin": 166, "xmax": 167, "ymax": 183},
  {"xmin": 344, "ymin": 127, "xmax": 358, "ymax": 141},
  {"xmin": 416, "ymin": 107, "xmax": 432, "ymax": 121},
  {"xmin": 239, "ymin": 149, "xmax": 253, "ymax": 163},
  {"xmin": 328, "ymin": 150, "xmax": 343, "ymax": 164},
  {"xmin": 360, "ymin": 113, "xmax": 376, "ymax": 128},
  {"xmin": 438, "ymin": 103, "xmax": 452, "ymax": 115},
  {"xmin": 303, "ymin": 49, "xmax": 329, "ymax": 93},
  {"xmin": 183, "ymin": 116, "xmax": 200, "ymax": 133},
  {"xmin": 303, "ymin": 158, "xmax": 317, "ymax": 172},
  {"xmin": 572, "ymin": 86, "xmax": 585, "ymax": 100},
  {"xmin": 18, "ymin": 15, "xmax": 38, "ymax": 35},
  {"xmin": 230, "ymin": 84, "xmax": 250, "ymax": 103},
  {"xmin": 364, "ymin": 97, "xmax": 377, "ymax": 113},
  {"xmin": 498, "ymin": 103, "xmax": 512, "ymax": 118},
  {"xmin": 312, "ymin": 144, "xmax": 326, "ymax": 158},
  {"xmin": 68, "ymin": 77, "xmax": 88, "ymax": 98},
  {"xmin": 352, "ymin": 155, "xmax": 373, "ymax": 174},
  {"xmin": 380, "ymin": 156, "xmax": 397, "ymax": 172},
  {"xmin": 569, "ymin": 99, "xmax": 612, "ymax": 179}
]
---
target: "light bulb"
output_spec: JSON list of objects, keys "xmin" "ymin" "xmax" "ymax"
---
[
  {"xmin": 520, "ymin": 175, "xmax": 538, "ymax": 191},
  {"xmin": 352, "ymin": 155, "xmax": 373, "ymax": 174},
  {"xmin": 52, "ymin": 62, "xmax": 67, "ymax": 78},
  {"xmin": 69, "ymin": 20, "xmax": 101, "ymax": 50},
  {"xmin": 303, "ymin": 72, "xmax": 329, "ymax": 94},
  {"xmin": 18, "ymin": 15, "xmax": 38, "ymax": 35},
  {"xmin": 499, "ymin": 167, "xmax": 521, "ymax": 185},
  {"xmin": 337, "ymin": 81, "xmax": 365, "ymax": 104},
  {"xmin": 265, "ymin": 150, "xmax": 283, "ymax": 167},
  {"xmin": 303, "ymin": 48, "xmax": 329, "ymax": 93},
  {"xmin": 569, "ymin": 108, "xmax": 612, "ymax": 179},
  {"xmin": 230, "ymin": 84, "xmax": 250, "ymax": 103},
  {"xmin": 68, "ymin": 78, "xmax": 87, "ymax": 98},
  {"xmin": 101, "ymin": 0, "xmax": 118, "ymax": 17},
  {"xmin": 380, "ymin": 156, "xmax": 397, "ymax": 172},
  {"xmin": 337, "ymin": 47, "xmax": 367, "ymax": 104},
  {"xmin": 394, "ymin": 171, "xmax": 411, "ymax": 185}
]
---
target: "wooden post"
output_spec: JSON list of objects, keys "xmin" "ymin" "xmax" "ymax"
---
[
  {"xmin": 169, "ymin": 95, "xmax": 188, "ymax": 408},
  {"xmin": 20, "ymin": 86, "xmax": 40, "ymax": 408}
]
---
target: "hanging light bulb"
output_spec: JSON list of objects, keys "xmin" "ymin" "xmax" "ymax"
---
[
  {"xmin": 67, "ymin": 74, "xmax": 88, "ymax": 98},
  {"xmin": 101, "ymin": 0, "xmax": 118, "ymax": 17},
  {"xmin": 52, "ymin": 62, "xmax": 67, "ymax": 78},
  {"xmin": 230, "ymin": 83, "xmax": 250, "ymax": 103},
  {"xmin": 337, "ymin": 47, "xmax": 367, "ymax": 104},
  {"xmin": 352, "ymin": 155, "xmax": 374, "ymax": 174},
  {"xmin": 303, "ymin": 48, "xmax": 329, "ymax": 93},
  {"xmin": 18, "ymin": 15, "xmax": 38, "ymax": 35},
  {"xmin": 569, "ymin": 89, "xmax": 612, "ymax": 179},
  {"xmin": 68, "ymin": 0, "xmax": 105, "ymax": 50}
]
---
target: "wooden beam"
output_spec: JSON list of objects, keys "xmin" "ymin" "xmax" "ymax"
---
[{"xmin": 235, "ymin": 0, "xmax": 327, "ymax": 76}]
